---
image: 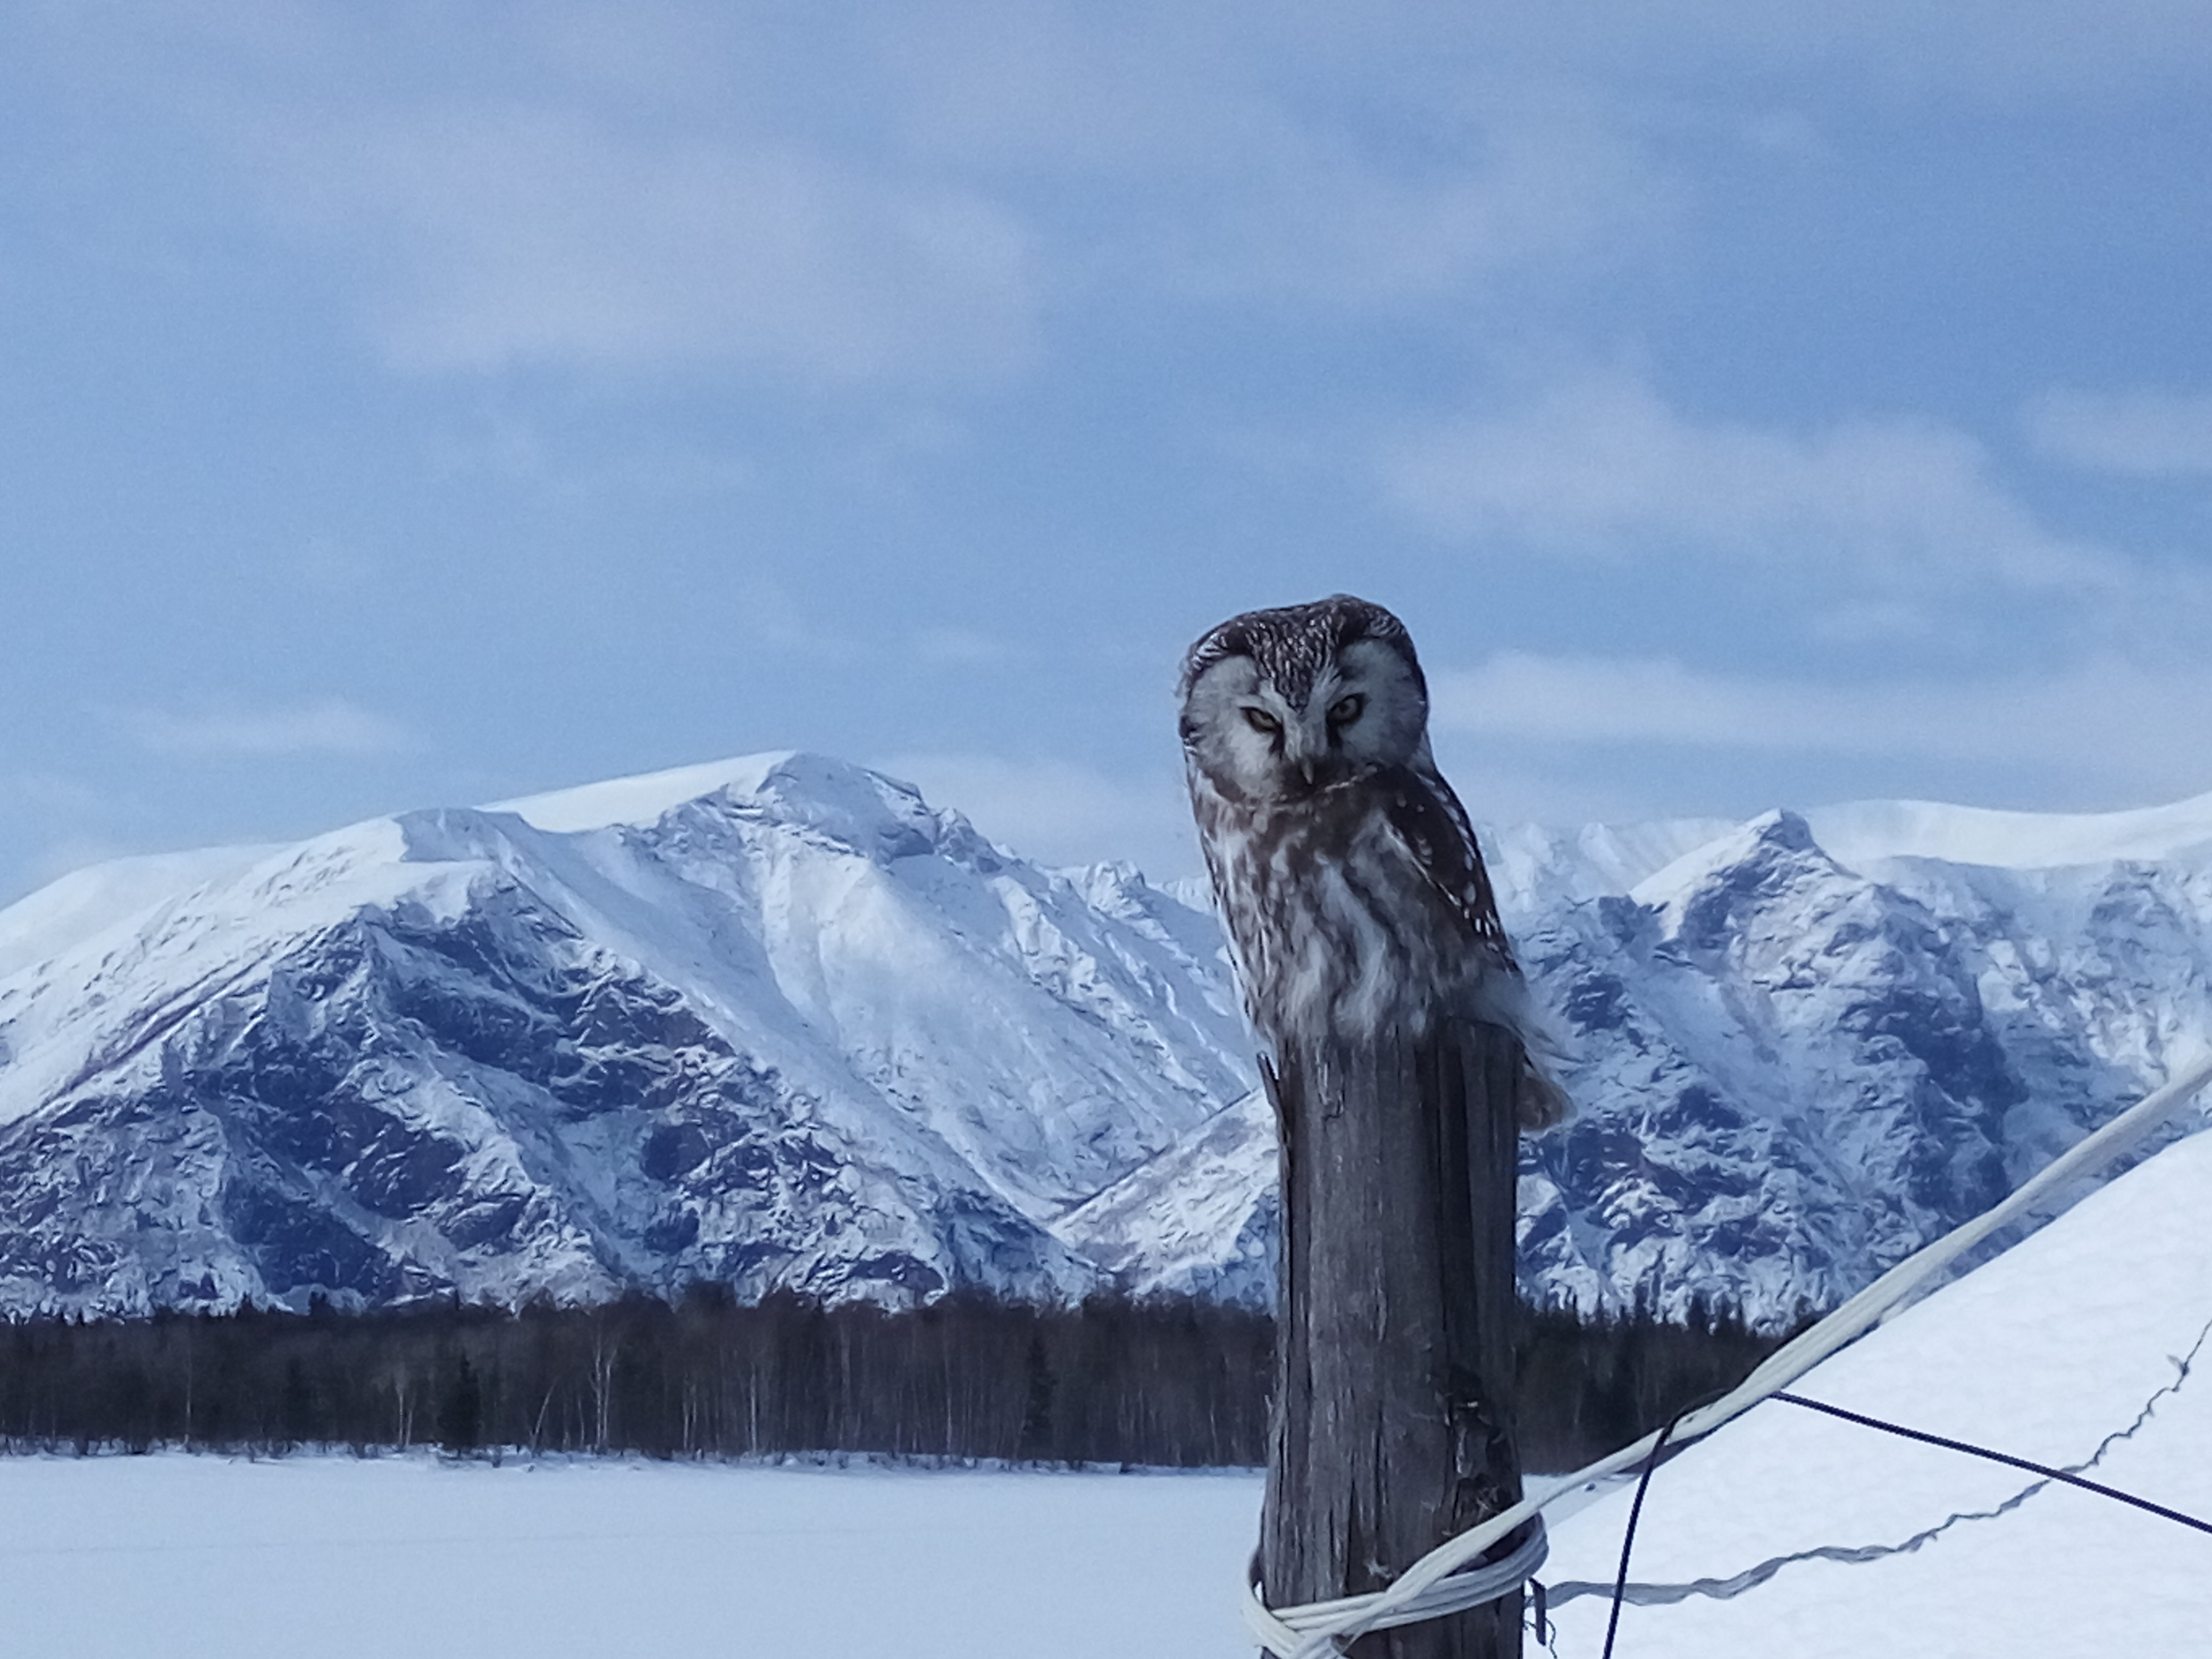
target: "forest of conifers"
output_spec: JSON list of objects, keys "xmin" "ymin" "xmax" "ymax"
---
[{"xmin": 0, "ymin": 1289, "xmax": 1781, "ymax": 1473}]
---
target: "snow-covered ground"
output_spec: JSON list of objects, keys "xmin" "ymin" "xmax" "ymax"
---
[
  {"xmin": 1538, "ymin": 1122, "xmax": 2212, "ymax": 1657},
  {"xmin": 0, "ymin": 1453, "xmax": 1263, "ymax": 1659},
  {"xmin": 8, "ymin": 1126, "xmax": 2211, "ymax": 1659}
]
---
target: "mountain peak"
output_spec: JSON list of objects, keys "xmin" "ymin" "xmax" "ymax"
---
[
  {"xmin": 1630, "ymin": 805, "xmax": 1826, "ymax": 916},
  {"xmin": 0, "ymin": 745, "xmax": 1256, "ymax": 1315},
  {"xmin": 488, "ymin": 751, "xmax": 984, "ymax": 867},
  {"xmin": 7, "ymin": 751, "xmax": 2211, "ymax": 1326},
  {"xmin": 487, "ymin": 750, "xmax": 811, "ymax": 833}
]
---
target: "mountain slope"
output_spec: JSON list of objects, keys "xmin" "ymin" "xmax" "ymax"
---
[
  {"xmin": 1077, "ymin": 796, "xmax": 2212, "ymax": 1323},
  {"xmin": 0, "ymin": 754, "xmax": 1253, "ymax": 1313},
  {"xmin": 5, "ymin": 755, "xmax": 2212, "ymax": 1324}
]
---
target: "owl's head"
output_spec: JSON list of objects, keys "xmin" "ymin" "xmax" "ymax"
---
[{"xmin": 1178, "ymin": 594, "xmax": 1431, "ymax": 801}]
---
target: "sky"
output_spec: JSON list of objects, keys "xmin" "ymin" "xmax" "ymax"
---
[{"xmin": 5, "ymin": 1, "xmax": 2212, "ymax": 901}]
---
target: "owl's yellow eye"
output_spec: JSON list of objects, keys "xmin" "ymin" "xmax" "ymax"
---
[
  {"xmin": 1243, "ymin": 707, "xmax": 1282, "ymax": 736},
  {"xmin": 1328, "ymin": 694, "xmax": 1364, "ymax": 726}
]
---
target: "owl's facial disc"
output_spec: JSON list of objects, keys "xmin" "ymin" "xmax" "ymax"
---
[{"xmin": 1182, "ymin": 636, "xmax": 1427, "ymax": 802}]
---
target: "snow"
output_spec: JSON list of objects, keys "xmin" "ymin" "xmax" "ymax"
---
[
  {"xmin": 0, "ymin": 1454, "xmax": 1264, "ymax": 1659},
  {"xmin": 484, "ymin": 749, "xmax": 973, "ymax": 852},
  {"xmin": 0, "ymin": 842, "xmax": 278, "ymax": 982},
  {"xmin": 487, "ymin": 751, "xmax": 805, "ymax": 833},
  {"xmin": 6, "ymin": 747, "xmax": 2212, "ymax": 1649},
  {"xmin": 1057, "ymin": 1088, "xmax": 1277, "ymax": 1302},
  {"xmin": 21, "ymin": 764, "xmax": 2212, "ymax": 982},
  {"xmin": 1806, "ymin": 789, "xmax": 2212, "ymax": 873},
  {"xmin": 0, "ymin": 750, "xmax": 1254, "ymax": 1312},
  {"xmin": 1538, "ymin": 1121, "xmax": 2212, "ymax": 1657},
  {"xmin": 11, "ymin": 1115, "xmax": 2210, "ymax": 1659},
  {"xmin": 8, "ymin": 747, "xmax": 2212, "ymax": 1321},
  {"xmin": 1484, "ymin": 816, "xmax": 1742, "ymax": 912}
]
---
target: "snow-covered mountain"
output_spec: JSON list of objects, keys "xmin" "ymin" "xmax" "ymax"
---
[
  {"xmin": 0, "ymin": 753, "xmax": 1253, "ymax": 1313},
  {"xmin": 1056, "ymin": 792, "xmax": 2212, "ymax": 1323},
  {"xmin": 3, "ymin": 751, "xmax": 2209, "ymax": 1324}
]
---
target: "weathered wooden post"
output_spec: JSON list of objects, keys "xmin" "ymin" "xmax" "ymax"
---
[
  {"xmin": 1176, "ymin": 596, "xmax": 1541, "ymax": 1659},
  {"xmin": 1261, "ymin": 1023, "xmax": 1527, "ymax": 1657}
]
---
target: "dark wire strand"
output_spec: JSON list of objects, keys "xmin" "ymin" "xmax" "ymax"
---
[
  {"xmin": 1774, "ymin": 1392, "xmax": 2212, "ymax": 1539},
  {"xmin": 1599, "ymin": 1410, "xmax": 1685, "ymax": 1659}
]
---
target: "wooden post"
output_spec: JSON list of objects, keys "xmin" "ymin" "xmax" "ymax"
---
[{"xmin": 1260, "ymin": 1018, "xmax": 1526, "ymax": 1659}]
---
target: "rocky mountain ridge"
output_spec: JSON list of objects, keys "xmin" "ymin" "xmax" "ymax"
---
[
  {"xmin": 1044, "ymin": 796, "xmax": 2212, "ymax": 1322},
  {"xmin": 3, "ymin": 752, "xmax": 2208, "ymax": 1326},
  {"xmin": 0, "ymin": 753, "xmax": 1251, "ymax": 1313}
]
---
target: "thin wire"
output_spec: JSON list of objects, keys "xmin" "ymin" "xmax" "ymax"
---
[
  {"xmin": 1599, "ymin": 1409, "xmax": 1683, "ymax": 1659},
  {"xmin": 1774, "ymin": 1392, "xmax": 2212, "ymax": 1539}
]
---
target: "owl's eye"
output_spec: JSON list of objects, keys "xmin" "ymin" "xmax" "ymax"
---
[
  {"xmin": 1327, "ymin": 694, "xmax": 1364, "ymax": 726},
  {"xmin": 1242, "ymin": 707, "xmax": 1282, "ymax": 736}
]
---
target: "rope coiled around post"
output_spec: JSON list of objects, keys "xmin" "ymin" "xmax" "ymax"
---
[
  {"xmin": 1243, "ymin": 1519, "xmax": 1548, "ymax": 1657},
  {"xmin": 1241, "ymin": 1049, "xmax": 2212, "ymax": 1658}
]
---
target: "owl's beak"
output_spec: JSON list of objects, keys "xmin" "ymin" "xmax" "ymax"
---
[{"xmin": 1298, "ymin": 757, "xmax": 1316, "ymax": 787}]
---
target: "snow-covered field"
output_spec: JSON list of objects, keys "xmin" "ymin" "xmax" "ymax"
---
[
  {"xmin": 0, "ymin": 1453, "xmax": 1264, "ymax": 1659},
  {"xmin": 10, "ymin": 1101, "xmax": 2211, "ymax": 1657},
  {"xmin": 1539, "ymin": 1123, "xmax": 2212, "ymax": 1657}
]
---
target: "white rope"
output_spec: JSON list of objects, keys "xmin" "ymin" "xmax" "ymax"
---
[
  {"xmin": 1243, "ymin": 1519, "xmax": 1548, "ymax": 1654},
  {"xmin": 1245, "ymin": 1049, "xmax": 2212, "ymax": 1658}
]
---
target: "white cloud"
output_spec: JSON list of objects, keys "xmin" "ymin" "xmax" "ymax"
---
[
  {"xmin": 41, "ymin": 2, "xmax": 2212, "ymax": 373},
  {"xmin": 1155, "ymin": 89, "xmax": 1674, "ymax": 308},
  {"xmin": 2024, "ymin": 388, "xmax": 2212, "ymax": 479},
  {"xmin": 37, "ymin": 3, "xmax": 1679, "ymax": 381},
  {"xmin": 877, "ymin": 751, "xmax": 1200, "ymax": 879},
  {"xmin": 1434, "ymin": 650, "xmax": 2212, "ymax": 800},
  {"xmin": 256, "ymin": 104, "xmax": 1038, "ymax": 384},
  {"xmin": 889, "ymin": 10, "xmax": 1677, "ymax": 311},
  {"xmin": 1382, "ymin": 375, "xmax": 2117, "ymax": 593},
  {"xmin": 122, "ymin": 699, "xmax": 414, "ymax": 759}
]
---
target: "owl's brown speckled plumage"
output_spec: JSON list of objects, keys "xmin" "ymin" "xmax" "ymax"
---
[{"xmin": 1178, "ymin": 594, "xmax": 1565, "ymax": 1128}]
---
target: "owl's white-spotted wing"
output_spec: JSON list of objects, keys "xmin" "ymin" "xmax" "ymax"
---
[
  {"xmin": 1374, "ymin": 764, "xmax": 1517, "ymax": 970},
  {"xmin": 1380, "ymin": 763, "xmax": 1570, "ymax": 1125}
]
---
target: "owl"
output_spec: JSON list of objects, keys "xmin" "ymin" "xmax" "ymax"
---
[{"xmin": 1178, "ymin": 593, "xmax": 1565, "ymax": 1127}]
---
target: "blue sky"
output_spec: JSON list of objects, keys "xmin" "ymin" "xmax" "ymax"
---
[{"xmin": 5, "ymin": 1, "xmax": 2212, "ymax": 899}]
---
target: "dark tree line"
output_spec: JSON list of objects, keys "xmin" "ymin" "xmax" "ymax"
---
[
  {"xmin": 1515, "ymin": 1295, "xmax": 1789, "ymax": 1473},
  {"xmin": 0, "ymin": 1288, "xmax": 1783, "ymax": 1472},
  {"xmin": 0, "ymin": 1288, "xmax": 1273, "ymax": 1467}
]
